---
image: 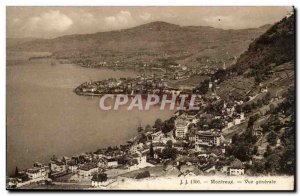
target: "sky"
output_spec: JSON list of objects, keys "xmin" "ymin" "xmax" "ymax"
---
[{"xmin": 7, "ymin": 6, "xmax": 293, "ymax": 38}]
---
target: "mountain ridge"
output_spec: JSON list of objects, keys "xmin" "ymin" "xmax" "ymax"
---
[{"xmin": 7, "ymin": 20, "xmax": 272, "ymax": 69}]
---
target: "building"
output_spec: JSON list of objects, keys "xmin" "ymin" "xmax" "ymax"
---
[
  {"xmin": 92, "ymin": 180, "xmax": 110, "ymax": 188},
  {"xmin": 228, "ymin": 159, "xmax": 245, "ymax": 175},
  {"xmin": 175, "ymin": 118, "xmax": 190, "ymax": 138},
  {"xmin": 26, "ymin": 164, "xmax": 49, "ymax": 180},
  {"xmin": 107, "ymin": 158, "xmax": 118, "ymax": 168},
  {"xmin": 25, "ymin": 162, "xmax": 49, "ymax": 180},
  {"xmin": 128, "ymin": 153, "xmax": 148, "ymax": 171},
  {"xmin": 173, "ymin": 141, "xmax": 185, "ymax": 151},
  {"xmin": 195, "ymin": 130, "xmax": 221, "ymax": 147},
  {"xmin": 130, "ymin": 143, "xmax": 144, "ymax": 154},
  {"xmin": 50, "ymin": 160, "xmax": 67, "ymax": 173},
  {"xmin": 68, "ymin": 160, "xmax": 78, "ymax": 173},
  {"xmin": 78, "ymin": 163, "xmax": 98, "ymax": 177}
]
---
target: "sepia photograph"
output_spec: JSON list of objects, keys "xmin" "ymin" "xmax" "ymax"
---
[{"xmin": 6, "ymin": 6, "xmax": 295, "ymax": 191}]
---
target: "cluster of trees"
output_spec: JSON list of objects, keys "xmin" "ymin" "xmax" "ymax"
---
[
  {"xmin": 196, "ymin": 116, "xmax": 225, "ymax": 131},
  {"xmin": 160, "ymin": 140, "xmax": 178, "ymax": 160},
  {"xmin": 243, "ymin": 92, "xmax": 272, "ymax": 113},
  {"xmin": 135, "ymin": 171, "xmax": 150, "ymax": 179},
  {"xmin": 251, "ymin": 63, "xmax": 273, "ymax": 83},
  {"xmin": 194, "ymin": 79, "xmax": 210, "ymax": 95},
  {"xmin": 226, "ymin": 114, "xmax": 260, "ymax": 162},
  {"xmin": 154, "ymin": 118, "xmax": 175, "ymax": 134},
  {"xmin": 211, "ymin": 69, "xmax": 227, "ymax": 83},
  {"xmin": 12, "ymin": 167, "xmax": 29, "ymax": 181},
  {"xmin": 92, "ymin": 172, "xmax": 108, "ymax": 182}
]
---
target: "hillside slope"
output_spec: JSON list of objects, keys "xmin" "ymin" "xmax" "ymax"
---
[
  {"xmin": 208, "ymin": 14, "xmax": 295, "ymax": 175},
  {"xmin": 233, "ymin": 14, "xmax": 294, "ymax": 75},
  {"xmin": 196, "ymin": 14, "xmax": 295, "ymax": 100}
]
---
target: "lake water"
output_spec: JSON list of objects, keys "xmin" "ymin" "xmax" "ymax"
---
[{"xmin": 6, "ymin": 53, "xmax": 173, "ymax": 175}]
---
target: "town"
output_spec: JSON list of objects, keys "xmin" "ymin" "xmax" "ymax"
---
[{"xmin": 8, "ymin": 64, "xmax": 293, "ymax": 189}]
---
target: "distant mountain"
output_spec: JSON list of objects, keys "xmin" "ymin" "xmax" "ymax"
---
[{"xmin": 7, "ymin": 21, "xmax": 271, "ymax": 68}]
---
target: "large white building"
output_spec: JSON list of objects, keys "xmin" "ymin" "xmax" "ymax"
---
[
  {"xmin": 195, "ymin": 130, "xmax": 221, "ymax": 147},
  {"xmin": 175, "ymin": 118, "xmax": 190, "ymax": 138}
]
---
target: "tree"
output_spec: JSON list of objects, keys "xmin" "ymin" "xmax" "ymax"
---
[
  {"xmin": 166, "ymin": 140, "xmax": 173, "ymax": 148},
  {"xmin": 149, "ymin": 142, "xmax": 154, "ymax": 158},
  {"xmin": 243, "ymin": 104, "xmax": 252, "ymax": 113},
  {"xmin": 257, "ymin": 99, "xmax": 263, "ymax": 107},
  {"xmin": 137, "ymin": 126, "xmax": 144, "ymax": 133},
  {"xmin": 51, "ymin": 155, "xmax": 57, "ymax": 161},
  {"xmin": 210, "ymin": 119, "xmax": 225, "ymax": 130},
  {"xmin": 236, "ymin": 105, "xmax": 242, "ymax": 114},
  {"xmin": 161, "ymin": 147, "xmax": 177, "ymax": 160},
  {"xmin": 162, "ymin": 117, "xmax": 175, "ymax": 134},
  {"xmin": 268, "ymin": 103, "xmax": 275, "ymax": 114},
  {"xmin": 263, "ymin": 92, "xmax": 272, "ymax": 105},
  {"xmin": 231, "ymin": 134, "xmax": 239, "ymax": 144},
  {"xmin": 264, "ymin": 145, "xmax": 272, "ymax": 158},
  {"xmin": 252, "ymin": 162, "xmax": 265, "ymax": 174},
  {"xmin": 145, "ymin": 125, "xmax": 152, "ymax": 133},
  {"xmin": 92, "ymin": 172, "xmax": 108, "ymax": 182},
  {"xmin": 135, "ymin": 171, "xmax": 150, "ymax": 179},
  {"xmin": 265, "ymin": 153, "xmax": 281, "ymax": 174},
  {"xmin": 14, "ymin": 166, "xmax": 19, "ymax": 177},
  {"xmin": 161, "ymin": 140, "xmax": 177, "ymax": 160},
  {"xmin": 196, "ymin": 79, "xmax": 210, "ymax": 95},
  {"xmin": 154, "ymin": 119, "xmax": 163, "ymax": 130},
  {"xmin": 267, "ymin": 131, "xmax": 277, "ymax": 146},
  {"xmin": 247, "ymin": 114, "xmax": 260, "ymax": 128},
  {"xmin": 253, "ymin": 146, "xmax": 258, "ymax": 155},
  {"xmin": 138, "ymin": 133, "xmax": 147, "ymax": 144},
  {"xmin": 232, "ymin": 144, "xmax": 251, "ymax": 162}
]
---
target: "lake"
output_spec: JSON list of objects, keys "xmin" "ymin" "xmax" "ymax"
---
[{"xmin": 6, "ymin": 52, "xmax": 173, "ymax": 175}]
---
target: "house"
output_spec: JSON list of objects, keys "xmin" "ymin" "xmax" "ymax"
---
[
  {"xmin": 226, "ymin": 121, "xmax": 234, "ymax": 129},
  {"xmin": 233, "ymin": 112, "xmax": 245, "ymax": 125},
  {"xmin": 68, "ymin": 160, "xmax": 78, "ymax": 173},
  {"xmin": 187, "ymin": 132, "xmax": 196, "ymax": 143},
  {"xmin": 92, "ymin": 179, "xmax": 111, "ymax": 188},
  {"xmin": 26, "ymin": 163, "xmax": 49, "ymax": 180},
  {"xmin": 260, "ymin": 86, "xmax": 268, "ymax": 93},
  {"xmin": 130, "ymin": 143, "xmax": 144, "ymax": 154},
  {"xmin": 107, "ymin": 158, "xmax": 118, "ymax": 168},
  {"xmin": 78, "ymin": 163, "xmax": 98, "ymax": 177},
  {"xmin": 252, "ymin": 126, "xmax": 263, "ymax": 137},
  {"xmin": 50, "ymin": 160, "xmax": 66, "ymax": 173},
  {"xmin": 175, "ymin": 118, "xmax": 190, "ymax": 138},
  {"xmin": 7, "ymin": 178, "xmax": 18, "ymax": 188},
  {"xmin": 128, "ymin": 153, "xmax": 148, "ymax": 171},
  {"xmin": 173, "ymin": 141, "xmax": 185, "ymax": 151},
  {"xmin": 150, "ymin": 131, "xmax": 164, "ymax": 143},
  {"xmin": 33, "ymin": 162, "xmax": 50, "ymax": 173},
  {"xmin": 153, "ymin": 142, "xmax": 165, "ymax": 151},
  {"xmin": 228, "ymin": 159, "xmax": 245, "ymax": 175}
]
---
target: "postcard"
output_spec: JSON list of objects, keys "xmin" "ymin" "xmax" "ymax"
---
[{"xmin": 6, "ymin": 6, "xmax": 295, "ymax": 191}]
